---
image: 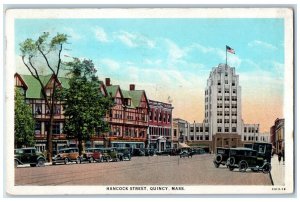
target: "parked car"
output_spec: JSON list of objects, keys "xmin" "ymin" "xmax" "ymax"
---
[
  {"xmin": 80, "ymin": 148, "xmax": 104, "ymax": 163},
  {"xmin": 52, "ymin": 147, "xmax": 81, "ymax": 165},
  {"xmin": 116, "ymin": 147, "xmax": 131, "ymax": 161},
  {"xmin": 14, "ymin": 147, "xmax": 46, "ymax": 167},
  {"xmin": 179, "ymin": 150, "xmax": 193, "ymax": 158},
  {"xmin": 142, "ymin": 148, "xmax": 156, "ymax": 156},
  {"xmin": 101, "ymin": 148, "xmax": 122, "ymax": 162},
  {"xmin": 226, "ymin": 143, "xmax": 272, "ymax": 173},
  {"xmin": 192, "ymin": 148, "xmax": 206, "ymax": 155},
  {"xmin": 213, "ymin": 147, "xmax": 230, "ymax": 168},
  {"xmin": 132, "ymin": 148, "xmax": 145, "ymax": 156}
]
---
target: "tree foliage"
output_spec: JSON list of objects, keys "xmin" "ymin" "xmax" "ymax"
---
[
  {"xmin": 19, "ymin": 32, "xmax": 68, "ymax": 161},
  {"xmin": 14, "ymin": 89, "xmax": 35, "ymax": 148},
  {"xmin": 59, "ymin": 58, "xmax": 113, "ymax": 154}
]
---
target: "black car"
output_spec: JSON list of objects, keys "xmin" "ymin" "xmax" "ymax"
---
[
  {"xmin": 226, "ymin": 143, "xmax": 272, "ymax": 173},
  {"xmin": 179, "ymin": 150, "xmax": 193, "ymax": 158},
  {"xmin": 116, "ymin": 147, "xmax": 131, "ymax": 161},
  {"xmin": 132, "ymin": 148, "xmax": 145, "ymax": 156},
  {"xmin": 213, "ymin": 147, "xmax": 230, "ymax": 168},
  {"xmin": 14, "ymin": 148, "xmax": 46, "ymax": 167}
]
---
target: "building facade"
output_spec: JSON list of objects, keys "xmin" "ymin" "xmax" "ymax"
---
[
  {"xmin": 270, "ymin": 118, "xmax": 285, "ymax": 154},
  {"xmin": 15, "ymin": 74, "xmax": 150, "ymax": 152},
  {"xmin": 182, "ymin": 64, "xmax": 270, "ymax": 152},
  {"xmin": 104, "ymin": 78, "xmax": 150, "ymax": 149},
  {"xmin": 148, "ymin": 100, "xmax": 173, "ymax": 151},
  {"xmin": 15, "ymin": 73, "xmax": 69, "ymax": 153}
]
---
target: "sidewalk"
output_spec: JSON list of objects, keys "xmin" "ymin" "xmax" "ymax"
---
[{"xmin": 270, "ymin": 154, "xmax": 285, "ymax": 186}]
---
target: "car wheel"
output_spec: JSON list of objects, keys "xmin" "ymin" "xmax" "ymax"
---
[
  {"xmin": 52, "ymin": 162, "xmax": 56, "ymax": 165},
  {"xmin": 229, "ymin": 166, "xmax": 235, "ymax": 171},
  {"xmin": 64, "ymin": 158, "xmax": 69, "ymax": 164},
  {"xmin": 262, "ymin": 162, "xmax": 271, "ymax": 174},
  {"xmin": 239, "ymin": 160, "xmax": 248, "ymax": 172},
  {"xmin": 228, "ymin": 157, "xmax": 235, "ymax": 167},
  {"xmin": 30, "ymin": 164, "xmax": 36, "ymax": 167},
  {"xmin": 76, "ymin": 157, "xmax": 81, "ymax": 164},
  {"xmin": 37, "ymin": 159, "xmax": 45, "ymax": 167},
  {"xmin": 89, "ymin": 157, "xmax": 94, "ymax": 163},
  {"xmin": 215, "ymin": 154, "xmax": 222, "ymax": 164},
  {"xmin": 100, "ymin": 157, "xmax": 104, "ymax": 163}
]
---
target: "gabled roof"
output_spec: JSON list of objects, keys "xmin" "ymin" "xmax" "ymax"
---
[
  {"xmin": 18, "ymin": 74, "xmax": 70, "ymax": 99},
  {"xmin": 105, "ymin": 85, "xmax": 120, "ymax": 98}
]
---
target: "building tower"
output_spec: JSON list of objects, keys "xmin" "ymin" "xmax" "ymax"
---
[{"xmin": 204, "ymin": 64, "xmax": 242, "ymax": 148}]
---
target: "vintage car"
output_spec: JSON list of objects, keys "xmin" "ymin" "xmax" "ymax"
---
[
  {"xmin": 226, "ymin": 143, "xmax": 272, "ymax": 173},
  {"xmin": 179, "ymin": 150, "xmax": 193, "ymax": 158},
  {"xmin": 115, "ymin": 147, "xmax": 131, "ymax": 161},
  {"xmin": 213, "ymin": 147, "xmax": 230, "ymax": 168},
  {"xmin": 52, "ymin": 147, "xmax": 81, "ymax": 165},
  {"xmin": 80, "ymin": 148, "xmax": 104, "ymax": 163},
  {"xmin": 14, "ymin": 147, "xmax": 46, "ymax": 167},
  {"xmin": 101, "ymin": 148, "xmax": 122, "ymax": 162}
]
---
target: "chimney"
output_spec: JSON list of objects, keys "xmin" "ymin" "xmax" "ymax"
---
[
  {"xmin": 105, "ymin": 78, "xmax": 111, "ymax": 86},
  {"xmin": 129, "ymin": 84, "xmax": 135, "ymax": 91}
]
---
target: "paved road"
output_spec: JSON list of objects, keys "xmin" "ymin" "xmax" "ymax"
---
[{"xmin": 15, "ymin": 154, "xmax": 272, "ymax": 186}]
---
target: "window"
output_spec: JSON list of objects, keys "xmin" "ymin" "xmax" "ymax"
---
[
  {"xmin": 225, "ymin": 89, "xmax": 230, "ymax": 93},
  {"xmin": 200, "ymin": 127, "xmax": 203, "ymax": 132},
  {"xmin": 52, "ymin": 122, "xmax": 61, "ymax": 134},
  {"xmin": 217, "ymin": 104, "xmax": 223, "ymax": 108},
  {"xmin": 232, "ymin": 96, "xmax": 237, "ymax": 101},
  {"xmin": 218, "ymin": 80, "xmax": 221, "ymax": 85},
  {"xmin": 232, "ymin": 119, "xmax": 237, "ymax": 124},
  {"xmin": 232, "ymin": 112, "xmax": 237, "ymax": 116},
  {"xmin": 35, "ymin": 104, "xmax": 42, "ymax": 114},
  {"xmin": 225, "ymin": 96, "xmax": 230, "ymax": 101},
  {"xmin": 225, "ymin": 104, "xmax": 230, "ymax": 108},
  {"xmin": 232, "ymin": 104, "xmax": 237, "ymax": 109},
  {"xmin": 244, "ymin": 127, "xmax": 247, "ymax": 133},
  {"xmin": 224, "ymin": 119, "xmax": 230, "ymax": 123},
  {"xmin": 244, "ymin": 136, "xmax": 246, "ymax": 141},
  {"xmin": 225, "ymin": 127, "xmax": 229, "ymax": 132},
  {"xmin": 232, "ymin": 127, "xmax": 236, "ymax": 132},
  {"xmin": 149, "ymin": 111, "xmax": 152, "ymax": 121},
  {"xmin": 205, "ymin": 135, "xmax": 209, "ymax": 140},
  {"xmin": 218, "ymin": 88, "xmax": 222, "ymax": 93},
  {"xmin": 225, "ymin": 111, "xmax": 230, "ymax": 116},
  {"xmin": 233, "ymin": 89, "xmax": 236, "ymax": 94},
  {"xmin": 190, "ymin": 127, "xmax": 194, "ymax": 132},
  {"xmin": 218, "ymin": 127, "xmax": 222, "ymax": 132},
  {"xmin": 232, "ymin": 82, "xmax": 235, "ymax": 86},
  {"xmin": 217, "ymin": 119, "xmax": 222, "ymax": 123},
  {"xmin": 217, "ymin": 111, "xmax": 223, "ymax": 116},
  {"xmin": 190, "ymin": 136, "xmax": 194, "ymax": 141},
  {"xmin": 200, "ymin": 136, "xmax": 203, "ymax": 140},
  {"xmin": 225, "ymin": 80, "xmax": 228, "ymax": 84},
  {"xmin": 196, "ymin": 127, "xmax": 199, "ymax": 132},
  {"xmin": 54, "ymin": 105, "xmax": 61, "ymax": 115},
  {"xmin": 225, "ymin": 72, "xmax": 228, "ymax": 76},
  {"xmin": 205, "ymin": 127, "xmax": 209, "ymax": 132},
  {"xmin": 217, "ymin": 96, "xmax": 222, "ymax": 101},
  {"xmin": 35, "ymin": 122, "xmax": 41, "ymax": 134}
]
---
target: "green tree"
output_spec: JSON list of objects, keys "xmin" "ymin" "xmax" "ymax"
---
[
  {"xmin": 59, "ymin": 58, "xmax": 113, "ymax": 155},
  {"xmin": 19, "ymin": 32, "xmax": 68, "ymax": 161},
  {"xmin": 14, "ymin": 89, "xmax": 35, "ymax": 148}
]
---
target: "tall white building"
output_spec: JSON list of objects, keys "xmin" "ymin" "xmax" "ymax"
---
[
  {"xmin": 183, "ymin": 64, "xmax": 270, "ymax": 152},
  {"xmin": 204, "ymin": 63, "xmax": 242, "ymax": 138}
]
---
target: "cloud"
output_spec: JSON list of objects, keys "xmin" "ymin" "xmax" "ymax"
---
[
  {"xmin": 94, "ymin": 27, "xmax": 109, "ymax": 43},
  {"xmin": 98, "ymin": 58, "xmax": 120, "ymax": 71},
  {"xmin": 115, "ymin": 31, "xmax": 155, "ymax": 48},
  {"xmin": 63, "ymin": 27, "xmax": 82, "ymax": 40},
  {"xmin": 248, "ymin": 40, "xmax": 277, "ymax": 50},
  {"xmin": 165, "ymin": 39, "xmax": 186, "ymax": 62}
]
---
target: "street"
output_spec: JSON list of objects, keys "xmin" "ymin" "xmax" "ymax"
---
[{"xmin": 15, "ymin": 154, "xmax": 272, "ymax": 186}]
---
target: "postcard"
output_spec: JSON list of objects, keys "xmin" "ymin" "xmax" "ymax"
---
[{"xmin": 4, "ymin": 8, "xmax": 294, "ymax": 195}]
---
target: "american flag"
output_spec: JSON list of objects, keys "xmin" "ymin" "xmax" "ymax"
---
[{"xmin": 226, "ymin": 45, "xmax": 235, "ymax": 54}]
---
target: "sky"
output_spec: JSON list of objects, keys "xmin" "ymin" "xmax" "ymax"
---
[{"xmin": 15, "ymin": 18, "xmax": 285, "ymax": 132}]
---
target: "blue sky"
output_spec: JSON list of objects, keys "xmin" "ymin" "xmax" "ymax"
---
[{"xmin": 15, "ymin": 18, "xmax": 285, "ymax": 131}]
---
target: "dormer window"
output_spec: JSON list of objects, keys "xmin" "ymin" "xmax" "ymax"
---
[{"xmin": 124, "ymin": 98, "xmax": 131, "ymax": 106}]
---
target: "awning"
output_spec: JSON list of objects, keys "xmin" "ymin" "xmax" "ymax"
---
[{"xmin": 178, "ymin": 142, "xmax": 190, "ymax": 148}]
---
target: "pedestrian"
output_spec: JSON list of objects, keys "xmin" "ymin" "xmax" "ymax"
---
[{"xmin": 278, "ymin": 151, "xmax": 282, "ymax": 164}]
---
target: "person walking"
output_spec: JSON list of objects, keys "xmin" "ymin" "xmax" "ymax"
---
[{"xmin": 278, "ymin": 151, "xmax": 282, "ymax": 164}]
